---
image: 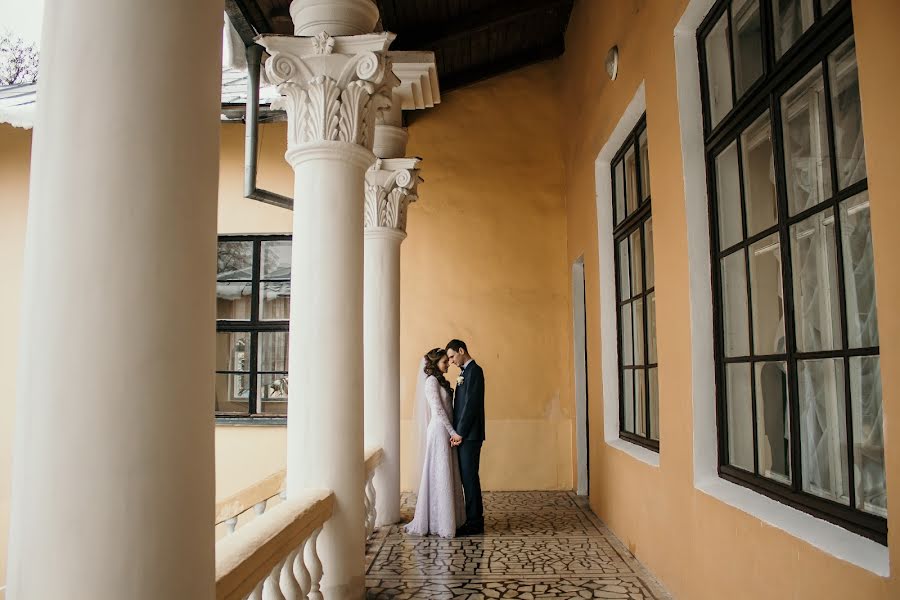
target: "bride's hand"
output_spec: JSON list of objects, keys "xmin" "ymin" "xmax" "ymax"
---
[{"xmin": 450, "ymin": 434, "xmax": 462, "ymax": 446}]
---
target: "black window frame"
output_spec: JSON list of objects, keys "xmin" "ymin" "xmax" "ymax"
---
[
  {"xmin": 699, "ymin": 0, "xmax": 886, "ymax": 543},
  {"xmin": 216, "ymin": 234, "xmax": 291, "ymax": 425},
  {"xmin": 612, "ymin": 115, "xmax": 659, "ymax": 452}
]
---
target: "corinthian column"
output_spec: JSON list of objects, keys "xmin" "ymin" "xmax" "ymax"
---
[
  {"xmin": 5, "ymin": 1, "xmax": 222, "ymax": 598},
  {"xmin": 257, "ymin": 29, "xmax": 397, "ymax": 599},
  {"xmin": 364, "ymin": 158, "xmax": 422, "ymax": 526}
]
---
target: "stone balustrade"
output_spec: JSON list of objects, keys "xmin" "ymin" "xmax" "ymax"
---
[
  {"xmin": 215, "ymin": 489, "xmax": 334, "ymax": 600},
  {"xmin": 364, "ymin": 447, "xmax": 384, "ymax": 538},
  {"xmin": 216, "ymin": 470, "xmax": 288, "ymax": 536}
]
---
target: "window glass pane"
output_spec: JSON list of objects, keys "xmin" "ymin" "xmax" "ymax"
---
[
  {"xmin": 726, "ymin": 363, "xmax": 754, "ymax": 472},
  {"xmin": 217, "ymin": 241, "xmax": 254, "ymax": 280},
  {"xmin": 715, "ymin": 141, "xmax": 743, "ymax": 249},
  {"xmin": 705, "ymin": 11, "xmax": 734, "ymax": 127},
  {"xmin": 647, "ymin": 291, "xmax": 657, "ymax": 364},
  {"xmin": 635, "ymin": 372, "xmax": 647, "ymax": 436},
  {"xmin": 216, "ymin": 331, "xmax": 250, "ymax": 372},
  {"xmin": 261, "ymin": 240, "xmax": 292, "ymax": 279},
  {"xmin": 741, "ymin": 112, "xmax": 777, "ymax": 236},
  {"xmin": 850, "ymin": 356, "xmax": 887, "ymax": 517},
  {"xmin": 799, "ymin": 358, "xmax": 849, "ymax": 505},
  {"xmin": 721, "ymin": 250, "xmax": 750, "ymax": 357},
  {"xmin": 615, "ymin": 160, "xmax": 626, "ymax": 225},
  {"xmin": 773, "ymin": 0, "xmax": 814, "ymax": 58},
  {"xmin": 216, "ymin": 282, "xmax": 252, "ymax": 320},
  {"xmin": 620, "ymin": 304, "xmax": 634, "ymax": 367},
  {"xmin": 756, "ymin": 361, "xmax": 791, "ymax": 484},
  {"xmin": 259, "ymin": 332, "xmax": 289, "ymax": 372},
  {"xmin": 258, "ymin": 374, "xmax": 289, "ymax": 416},
  {"xmin": 630, "ymin": 228, "xmax": 643, "ymax": 294},
  {"xmin": 639, "ymin": 129, "xmax": 651, "ymax": 200},
  {"xmin": 625, "ymin": 144, "xmax": 638, "ymax": 215},
  {"xmin": 216, "ymin": 373, "xmax": 249, "ymax": 413},
  {"xmin": 649, "ymin": 368, "xmax": 659, "ymax": 441},
  {"xmin": 781, "ymin": 66, "xmax": 833, "ymax": 215},
  {"xmin": 634, "ymin": 298, "xmax": 645, "ymax": 366},
  {"xmin": 791, "ymin": 207, "xmax": 841, "ymax": 352},
  {"xmin": 731, "ymin": 0, "xmax": 764, "ymax": 97},
  {"xmin": 622, "ymin": 371, "xmax": 635, "ymax": 433},
  {"xmin": 618, "ymin": 238, "xmax": 631, "ymax": 301},
  {"xmin": 260, "ymin": 281, "xmax": 291, "ymax": 320},
  {"xmin": 645, "ymin": 218, "xmax": 655, "ymax": 289},
  {"xmin": 828, "ymin": 37, "xmax": 866, "ymax": 190},
  {"xmin": 840, "ymin": 192, "xmax": 878, "ymax": 349},
  {"xmin": 750, "ymin": 234, "xmax": 786, "ymax": 355}
]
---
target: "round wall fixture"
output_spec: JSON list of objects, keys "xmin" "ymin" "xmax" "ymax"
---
[{"xmin": 605, "ymin": 45, "xmax": 619, "ymax": 81}]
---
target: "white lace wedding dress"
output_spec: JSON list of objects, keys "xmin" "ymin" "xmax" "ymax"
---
[{"xmin": 405, "ymin": 375, "xmax": 466, "ymax": 538}]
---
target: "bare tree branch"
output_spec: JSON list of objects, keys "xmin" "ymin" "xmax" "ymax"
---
[{"xmin": 0, "ymin": 30, "xmax": 40, "ymax": 85}]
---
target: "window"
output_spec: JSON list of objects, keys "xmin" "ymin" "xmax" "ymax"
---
[
  {"xmin": 613, "ymin": 115, "xmax": 658, "ymax": 451},
  {"xmin": 699, "ymin": 0, "xmax": 885, "ymax": 542},
  {"xmin": 216, "ymin": 235, "xmax": 291, "ymax": 421}
]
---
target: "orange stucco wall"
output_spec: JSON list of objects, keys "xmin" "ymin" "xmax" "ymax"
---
[
  {"xmin": 559, "ymin": 0, "xmax": 899, "ymax": 598},
  {"xmin": 213, "ymin": 61, "xmax": 574, "ymax": 498}
]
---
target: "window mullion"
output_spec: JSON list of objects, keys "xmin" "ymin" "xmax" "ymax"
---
[
  {"xmin": 822, "ymin": 55, "xmax": 857, "ymax": 509},
  {"xmin": 770, "ymin": 90, "xmax": 803, "ymax": 494}
]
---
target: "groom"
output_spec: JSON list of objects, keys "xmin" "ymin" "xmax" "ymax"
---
[{"xmin": 446, "ymin": 339, "xmax": 485, "ymax": 536}]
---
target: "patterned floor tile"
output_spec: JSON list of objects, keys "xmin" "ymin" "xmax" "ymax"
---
[{"xmin": 368, "ymin": 492, "xmax": 671, "ymax": 600}]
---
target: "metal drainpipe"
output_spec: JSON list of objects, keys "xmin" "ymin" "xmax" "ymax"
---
[{"xmin": 243, "ymin": 42, "xmax": 294, "ymax": 210}]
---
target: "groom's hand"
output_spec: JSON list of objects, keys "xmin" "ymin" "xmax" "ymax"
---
[{"xmin": 450, "ymin": 434, "xmax": 462, "ymax": 446}]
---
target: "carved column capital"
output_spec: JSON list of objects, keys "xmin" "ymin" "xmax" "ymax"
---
[
  {"xmin": 364, "ymin": 157, "xmax": 422, "ymax": 233},
  {"xmin": 258, "ymin": 32, "xmax": 399, "ymax": 159}
]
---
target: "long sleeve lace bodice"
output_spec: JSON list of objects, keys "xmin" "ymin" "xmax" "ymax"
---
[{"xmin": 426, "ymin": 376, "xmax": 457, "ymax": 437}]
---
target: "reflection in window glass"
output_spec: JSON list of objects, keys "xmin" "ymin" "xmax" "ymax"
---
[
  {"xmin": 705, "ymin": 11, "xmax": 734, "ymax": 127},
  {"xmin": 721, "ymin": 250, "xmax": 750, "ymax": 357},
  {"xmin": 840, "ymin": 193, "xmax": 878, "ymax": 349},
  {"xmin": 716, "ymin": 142, "xmax": 743, "ymax": 249},
  {"xmin": 781, "ymin": 66, "xmax": 833, "ymax": 215},
  {"xmin": 639, "ymin": 130, "xmax": 651, "ymax": 200},
  {"xmin": 791, "ymin": 208, "xmax": 841, "ymax": 352},
  {"xmin": 625, "ymin": 145, "xmax": 638, "ymax": 215},
  {"xmin": 618, "ymin": 238, "xmax": 631, "ymax": 301},
  {"xmin": 773, "ymin": 0, "xmax": 814, "ymax": 58},
  {"xmin": 851, "ymin": 356, "xmax": 886, "ymax": 517},
  {"xmin": 828, "ymin": 37, "xmax": 867, "ymax": 190},
  {"xmin": 649, "ymin": 368, "xmax": 659, "ymax": 441},
  {"xmin": 615, "ymin": 160, "xmax": 626, "ymax": 224},
  {"xmin": 741, "ymin": 112, "xmax": 777, "ymax": 236},
  {"xmin": 634, "ymin": 298, "xmax": 645, "ymax": 366},
  {"xmin": 799, "ymin": 358, "xmax": 849, "ymax": 505},
  {"xmin": 216, "ymin": 282, "xmax": 252, "ymax": 320},
  {"xmin": 635, "ymin": 374, "xmax": 647, "ymax": 436},
  {"xmin": 731, "ymin": 0, "xmax": 764, "ymax": 97},
  {"xmin": 756, "ymin": 361, "xmax": 791, "ymax": 484},
  {"xmin": 623, "ymin": 371, "xmax": 635, "ymax": 433},
  {"xmin": 749, "ymin": 234, "xmax": 785, "ymax": 355},
  {"xmin": 726, "ymin": 363, "xmax": 754, "ymax": 472},
  {"xmin": 621, "ymin": 304, "xmax": 634, "ymax": 367}
]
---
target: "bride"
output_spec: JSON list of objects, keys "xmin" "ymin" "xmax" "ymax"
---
[{"xmin": 405, "ymin": 347, "xmax": 466, "ymax": 537}]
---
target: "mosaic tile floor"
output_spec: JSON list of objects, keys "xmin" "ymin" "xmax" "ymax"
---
[{"xmin": 365, "ymin": 491, "xmax": 671, "ymax": 599}]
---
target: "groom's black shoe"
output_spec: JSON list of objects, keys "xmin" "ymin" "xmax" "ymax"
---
[
  {"xmin": 455, "ymin": 524, "xmax": 470, "ymax": 537},
  {"xmin": 456, "ymin": 523, "xmax": 484, "ymax": 537}
]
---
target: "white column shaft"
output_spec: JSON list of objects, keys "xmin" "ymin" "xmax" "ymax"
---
[
  {"xmin": 6, "ymin": 1, "xmax": 222, "ymax": 598},
  {"xmin": 364, "ymin": 230, "xmax": 405, "ymax": 525},
  {"xmin": 287, "ymin": 144, "xmax": 373, "ymax": 600}
]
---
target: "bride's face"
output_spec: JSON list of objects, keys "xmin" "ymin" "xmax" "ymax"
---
[{"xmin": 438, "ymin": 354, "xmax": 450, "ymax": 374}]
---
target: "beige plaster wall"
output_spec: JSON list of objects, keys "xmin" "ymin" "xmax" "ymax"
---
[
  {"xmin": 559, "ymin": 0, "xmax": 899, "ymax": 598},
  {"xmin": 0, "ymin": 124, "xmax": 31, "ymax": 598}
]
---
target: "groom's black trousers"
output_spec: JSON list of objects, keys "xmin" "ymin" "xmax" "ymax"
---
[{"xmin": 458, "ymin": 440, "xmax": 484, "ymax": 528}]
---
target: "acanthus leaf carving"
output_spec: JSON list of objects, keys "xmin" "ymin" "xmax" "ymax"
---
[{"xmin": 364, "ymin": 165, "xmax": 421, "ymax": 232}]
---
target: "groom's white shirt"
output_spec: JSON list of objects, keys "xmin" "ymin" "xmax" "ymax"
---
[{"xmin": 462, "ymin": 358, "xmax": 473, "ymax": 371}]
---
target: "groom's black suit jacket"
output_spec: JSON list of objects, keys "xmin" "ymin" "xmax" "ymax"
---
[{"xmin": 453, "ymin": 361, "xmax": 486, "ymax": 442}]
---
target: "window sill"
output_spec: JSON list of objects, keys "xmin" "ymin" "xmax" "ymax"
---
[
  {"xmin": 606, "ymin": 437, "xmax": 660, "ymax": 468},
  {"xmin": 696, "ymin": 475, "xmax": 889, "ymax": 576},
  {"xmin": 215, "ymin": 416, "xmax": 286, "ymax": 427}
]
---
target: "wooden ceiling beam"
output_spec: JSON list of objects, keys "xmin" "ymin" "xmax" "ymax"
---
[
  {"xmin": 436, "ymin": 34, "xmax": 566, "ymax": 93},
  {"xmin": 225, "ymin": 0, "xmax": 273, "ymax": 45},
  {"xmin": 388, "ymin": 0, "xmax": 573, "ymax": 51}
]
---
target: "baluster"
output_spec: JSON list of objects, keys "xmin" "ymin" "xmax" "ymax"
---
[
  {"xmin": 254, "ymin": 500, "xmax": 268, "ymax": 517},
  {"xmin": 294, "ymin": 538, "xmax": 312, "ymax": 599},
  {"xmin": 247, "ymin": 578, "xmax": 265, "ymax": 600},
  {"xmin": 305, "ymin": 527, "xmax": 324, "ymax": 600},
  {"xmin": 363, "ymin": 478, "xmax": 372, "ymax": 536},
  {"xmin": 365, "ymin": 476, "xmax": 376, "ymax": 538},
  {"xmin": 225, "ymin": 517, "xmax": 239, "ymax": 535},
  {"xmin": 262, "ymin": 556, "xmax": 287, "ymax": 600},
  {"xmin": 279, "ymin": 547, "xmax": 303, "ymax": 600}
]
